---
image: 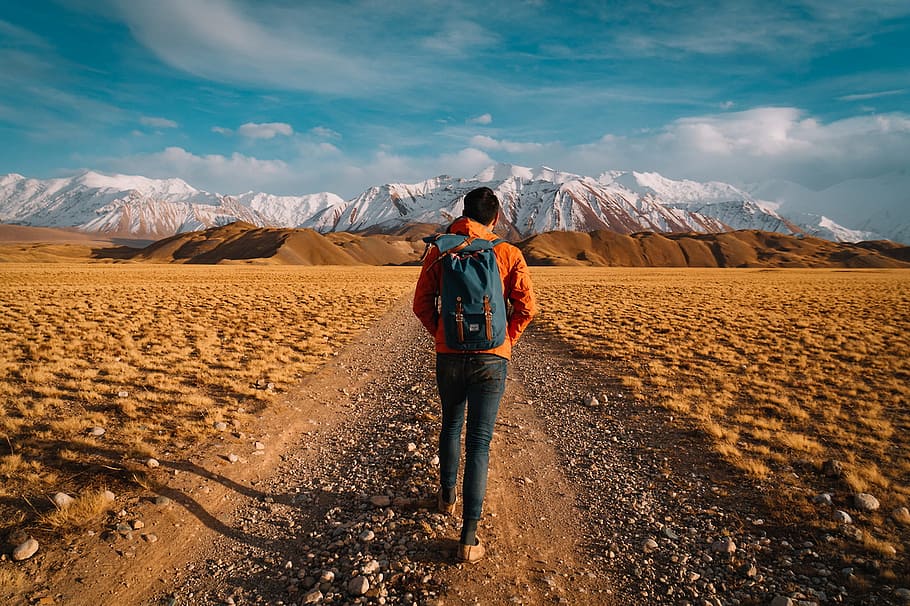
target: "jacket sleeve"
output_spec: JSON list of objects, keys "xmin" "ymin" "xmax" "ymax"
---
[
  {"xmin": 504, "ymin": 247, "xmax": 536, "ymax": 345},
  {"xmin": 412, "ymin": 246, "xmax": 442, "ymax": 336}
]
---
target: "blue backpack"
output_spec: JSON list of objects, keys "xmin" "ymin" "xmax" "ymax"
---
[{"xmin": 424, "ymin": 233, "xmax": 507, "ymax": 351}]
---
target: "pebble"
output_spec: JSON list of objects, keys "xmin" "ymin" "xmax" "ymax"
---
[
  {"xmin": 146, "ymin": 458, "xmax": 160, "ymax": 468},
  {"xmin": 362, "ymin": 560, "xmax": 380, "ymax": 575},
  {"xmin": 643, "ymin": 538, "xmax": 659, "ymax": 553},
  {"xmin": 214, "ymin": 422, "xmax": 228, "ymax": 431},
  {"xmin": 86, "ymin": 426, "xmax": 106, "ymax": 437},
  {"xmin": 254, "ymin": 442, "xmax": 265, "ymax": 451},
  {"xmin": 142, "ymin": 533, "xmax": 159, "ymax": 543},
  {"xmin": 154, "ymin": 496, "xmax": 172, "ymax": 506},
  {"xmin": 811, "ymin": 493, "xmax": 832, "ymax": 506},
  {"xmin": 131, "ymin": 520, "xmax": 145, "ymax": 530},
  {"xmin": 894, "ymin": 588, "xmax": 910, "ymax": 602},
  {"xmin": 12, "ymin": 537, "xmax": 39, "ymax": 561},
  {"xmin": 348, "ymin": 575, "xmax": 369, "ymax": 596},
  {"xmin": 358, "ymin": 529, "xmax": 375, "ymax": 542},
  {"xmin": 853, "ymin": 493, "xmax": 880, "ymax": 511},
  {"xmin": 52, "ymin": 492, "xmax": 75, "ymax": 509},
  {"xmin": 892, "ymin": 506, "xmax": 910, "ymax": 525},
  {"xmin": 370, "ymin": 495, "xmax": 391, "ymax": 507},
  {"xmin": 103, "ymin": 490, "xmax": 116, "ymax": 502},
  {"xmin": 832, "ymin": 510, "xmax": 852, "ymax": 524},
  {"xmin": 770, "ymin": 597, "xmax": 794, "ymax": 606},
  {"xmin": 227, "ymin": 453, "xmax": 239, "ymax": 463},
  {"xmin": 117, "ymin": 390, "xmax": 129, "ymax": 398},
  {"xmin": 303, "ymin": 589, "xmax": 323, "ymax": 604},
  {"xmin": 711, "ymin": 537, "xmax": 736, "ymax": 554}
]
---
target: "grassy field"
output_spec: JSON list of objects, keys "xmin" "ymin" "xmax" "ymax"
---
[
  {"xmin": 531, "ymin": 267, "xmax": 909, "ymax": 558},
  {"xmin": 1, "ymin": 264, "xmax": 907, "ymax": 567},
  {"xmin": 0, "ymin": 264, "xmax": 416, "ymax": 537}
]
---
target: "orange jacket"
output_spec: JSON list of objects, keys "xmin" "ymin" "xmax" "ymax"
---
[{"xmin": 412, "ymin": 217, "xmax": 536, "ymax": 360}]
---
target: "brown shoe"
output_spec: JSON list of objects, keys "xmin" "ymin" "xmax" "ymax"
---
[
  {"xmin": 437, "ymin": 490, "xmax": 456, "ymax": 515},
  {"xmin": 457, "ymin": 537, "xmax": 485, "ymax": 563}
]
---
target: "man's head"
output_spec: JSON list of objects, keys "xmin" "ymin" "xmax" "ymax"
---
[{"xmin": 462, "ymin": 187, "xmax": 500, "ymax": 227}]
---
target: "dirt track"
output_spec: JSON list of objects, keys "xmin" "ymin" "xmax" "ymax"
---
[{"xmin": 8, "ymin": 299, "xmax": 905, "ymax": 605}]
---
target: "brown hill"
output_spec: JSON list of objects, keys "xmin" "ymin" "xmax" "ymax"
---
[
  {"xmin": 518, "ymin": 229, "xmax": 910, "ymax": 268},
  {"xmin": 0, "ymin": 223, "xmax": 151, "ymax": 262},
  {"xmin": 130, "ymin": 222, "xmax": 362, "ymax": 265},
  {"xmin": 4, "ymin": 221, "xmax": 909, "ymax": 268}
]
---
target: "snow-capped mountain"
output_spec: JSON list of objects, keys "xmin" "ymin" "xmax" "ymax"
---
[
  {"xmin": 747, "ymin": 174, "xmax": 909, "ymax": 245},
  {"xmin": 0, "ymin": 171, "xmax": 342, "ymax": 239},
  {"xmin": 0, "ymin": 166, "xmax": 885, "ymax": 243}
]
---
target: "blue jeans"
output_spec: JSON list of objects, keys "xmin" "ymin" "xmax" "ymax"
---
[{"xmin": 436, "ymin": 353, "xmax": 508, "ymax": 521}]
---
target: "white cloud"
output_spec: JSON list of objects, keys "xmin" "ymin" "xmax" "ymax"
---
[
  {"xmin": 310, "ymin": 126, "xmax": 341, "ymax": 139},
  {"xmin": 470, "ymin": 135, "xmax": 544, "ymax": 153},
  {"xmin": 211, "ymin": 126, "xmax": 232, "ymax": 135},
  {"xmin": 468, "ymin": 113, "xmax": 493, "ymax": 125},
  {"xmin": 838, "ymin": 89, "xmax": 906, "ymax": 102},
  {"xmin": 237, "ymin": 122, "xmax": 293, "ymax": 139},
  {"xmin": 140, "ymin": 115, "xmax": 178, "ymax": 128},
  {"xmin": 559, "ymin": 107, "xmax": 910, "ymax": 190},
  {"xmin": 107, "ymin": 0, "xmax": 419, "ymax": 94},
  {"xmin": 105, "ymin": 146, "xmax": 290, "ymax": 193},
  {"xmin": 420, "ymin": 19, "xmax": 496, "ymax": 57}
]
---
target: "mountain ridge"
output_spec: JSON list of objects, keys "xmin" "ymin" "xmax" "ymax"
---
[{"xmin": 0, "ymin": 165, "xmax": 903, "ymax": 244}]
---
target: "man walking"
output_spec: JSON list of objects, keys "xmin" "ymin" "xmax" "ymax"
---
[{"xmin": 412, "ymin": 186, "xmax": 536, "ymax": 563}]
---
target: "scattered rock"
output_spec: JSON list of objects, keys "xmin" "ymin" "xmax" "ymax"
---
[
  {"xmin": 319, "ymin": 570, "xmax": 335, "ymax": 583},
  {"xmin": 12, "ymin": 537, "xmax": 39, "ymax": 561},
  {"xmin": 893, "ymin": 588, "xmax": 910, "ymax": 602},
  {"xmin": 52, "ymin": 492, "xmax": 75, "ymax": 509},
  {"xmin": 362, "ymin": 560, "xmax": 380, "ymax": 575},
  {"xmin": 102, "ymin": 490, "xmax": 116, "ymax": 502},
  {"xmin": 86, "ymin": 426, "xmax": 106, "ymax": 437},
  {"xmin": 154, "ymin": 496, "xmax": 172, "ymax": 506},
  {"xmin": 214, "ymin": 422, "xmax": 228, "ymax": 431},
  {"xmin": 711, "ymin": 537, "xmax": 736, "ymax": 554},
  {"xmin": 892, "ymin": 506, "xmax": 910, "ymax": 525},
  {"xmin": 854, "ymin": 493, "xmax": 880, "ymax": 511},
  {"xmin": 142, "ymin": 533, "xmax": 159, "ymax": 543},
  {"xmin": 812, "ymin": 493, "xmax": 833, "ymax": 506},
  {"xmin": 348, "ymin": 575, "xmax": 369, "ymax": 596},
  {"xmin": 358, "ymin": 529, "xmax": 375, "ymax": 542},
  {"xmin": 227, "ymin": 453, "xmax": 240, "ymax": 463},
  {"xmin": 131, "ymin": 520, "xmax": 145, "ymax": 530},
  {"xmin": 770, "ymin": 597, "xmax": 794, "ymax": 606},
  {"xmin": 642, "ymin": 538, "xmax": 658, "ymax": 553},
  {"xmin": 146, "ymin": 458, "xmax": 160, "ymax": 468},
  {"xmin": 6, "ymin": 529, "xmax": 29, "ymax": 547},
  {"xmin": 583, "ymin": 394, "xmax": 599, "ymax": 407},
  {"xmin": 833, "ymin": 510, "xmax": 852, "ymax": 524},
  {"xmin": 369, "ymin": 495, "xmax": 391, "ymax": 507},
  {"xmin": 117, "ymin": 390, "xmax": 129, "ymax": 398},
  {"xmin": 303, "ymin": 589, "xmax": 323, "ymax": 604},
  {"xmin": 254, "ymin": 442, "xmax": 265, "ymax": 451}
]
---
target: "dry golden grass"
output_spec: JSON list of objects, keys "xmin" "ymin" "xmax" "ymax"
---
[
  {"xmin": 0, "ymin": 567, "xmax": 26, "ymax": 595},
  {"xmin": 532, "ymin": 267, "xmax": 909, "ymax": 554},
  {"xmin": 0, "ymin": 264, "xmax": 416, "ymax": 536}
]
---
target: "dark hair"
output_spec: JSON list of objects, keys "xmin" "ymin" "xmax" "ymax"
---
[{"xmin": 462, "ymin": 187, "xmax": 500, "ymax": 225}]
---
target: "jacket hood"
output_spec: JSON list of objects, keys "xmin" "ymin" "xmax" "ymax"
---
[{"xmin": 446, "ymin": 216, "xmax": 499, "ymax": 241}]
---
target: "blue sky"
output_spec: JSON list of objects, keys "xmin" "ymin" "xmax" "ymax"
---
[{"xmin": 1, "ymin": 0, "xmax": 908, "ymax": 198}]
